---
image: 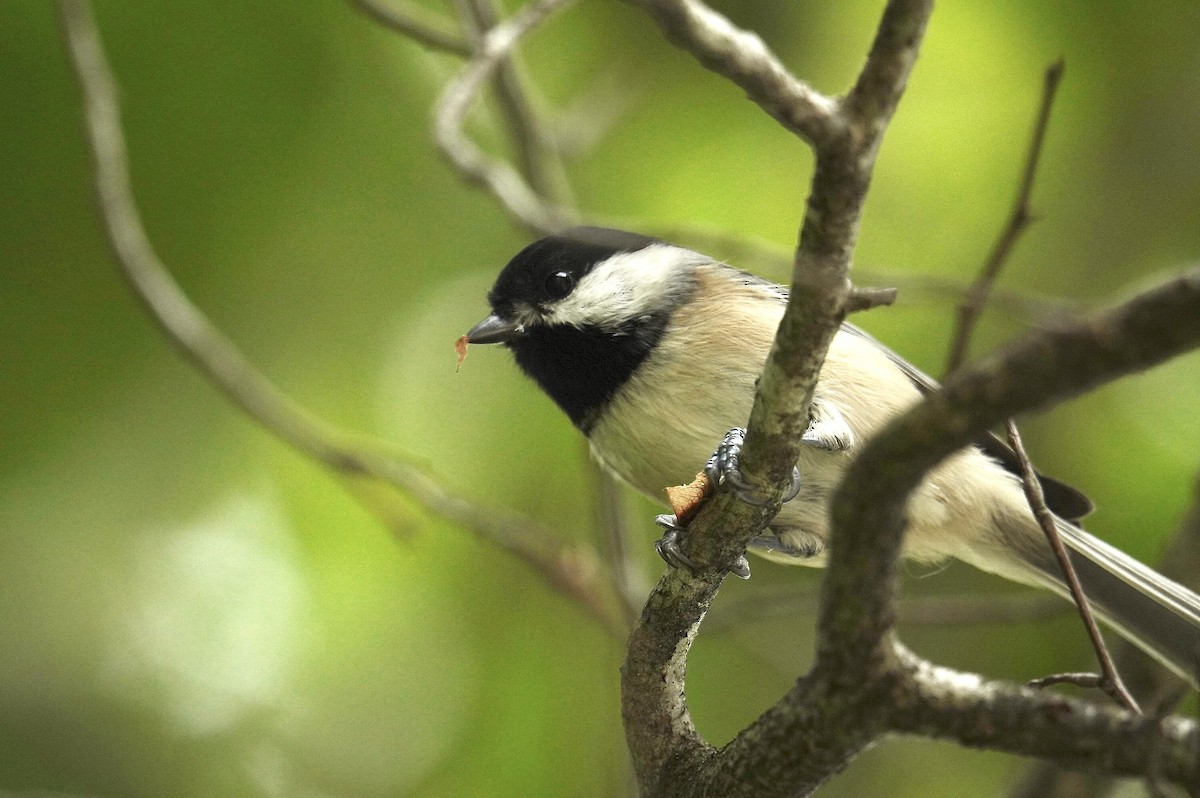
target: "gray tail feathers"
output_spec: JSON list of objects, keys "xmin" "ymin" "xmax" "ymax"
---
[{"xmin": 1027, "ymin": 518, "xmax": 1200, "ymax": 688}]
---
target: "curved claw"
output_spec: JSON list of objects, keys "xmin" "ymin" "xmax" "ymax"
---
[
  {"xmin": 655, "ymin": 528, "xmax": 701, "ymax": 574},
  {"xmin": 780, "ymin": 467, "xmax": 802, "ymax": 502},
  {"xmin": 654, "ymin": 520, "xmax": 753, "ymax": 579},
  {"xmin": 728, "ymin": 556, "xmax": 751, "ymax": 580},
  {"xmin": 705, "ymin": 427, "xmax": 802, "ymax": 506}
]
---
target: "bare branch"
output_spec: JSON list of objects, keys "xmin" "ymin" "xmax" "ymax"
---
[
  {"xmin": 843, "ymin": 0, "xmax": 934, "ymax": 134},
  {"xmin": 738, "ymin": 0, "xmax": 931, "ymax": 498},
  {"xmin": 433, "ymin": 0, "xmax": 578, "ymax": 234},
  {"xmin": 347, "ymin": 0, "xmax": 473, "ymax": 55},
  {"xmin": 931, "ymin": 57, "xmax": 1139, "ymax": 713},
  {"xmin": 1013, "ymin": 466, "xmax": 1200, "ymax": 798},
  {"xmin": 821, "ymin": 268, "xmax": 1200, "ymax": 675},
  {"xmin": 452, "ymin": 0, "xmax": 573, "ymax": 206},
  {"xmin": 891, "ymin": 648, "xmax": 1198, "ymax": 787},
  {"xmin": 944, "ymin": 60, "xmax": 1066, "ymax": 375},
  {"xmin": 621, "ymin": 2, "xmax": 933, "ymax": 793},
  {"xmin": 622, "ymin": 0, "xmax": 839, "ymax": 146},
  {"xmin": 58, "ymin": 0, "xmax": 627, "ymax": 637},
  {"xmin": 688, "ymin": 273, "xmax": 1200, "ymax": 796},
  {"xmin": 1006, "ymin": 420, "xmax": 1140, "ymax": 712}
]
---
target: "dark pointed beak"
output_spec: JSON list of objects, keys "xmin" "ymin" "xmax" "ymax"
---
[{"xmin": 466, "ymin": 314, "xmax": 524, "ymax": 344}]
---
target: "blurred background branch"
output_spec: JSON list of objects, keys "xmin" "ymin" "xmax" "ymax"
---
[{"xmin": 58, "ymin": 0, "xmax": 628, "ymax": 636}]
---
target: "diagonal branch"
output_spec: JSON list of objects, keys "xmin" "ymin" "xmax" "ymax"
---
[
  {"xmin": 347, "ymin": 0, "xmax": 473, "ymax": 54},
  {"xmin": 622, "ymin": 0, "xmax": 839, "ymax": 146},
  {"xmin": 891, "ymin": 647, "xmax": 1197, "ymax": 786},
  {"xmin": 944, "ymin": 60, "xmax": 1065, "ymax": 375},
  {"xmin": 1005, "ymin": 420, "xmax": 1140, "ymax": 712},
  {"xmin": 58, "ymin": 0, "xmax": 628, "ymax": 638},
  {"xmin": 715, "ymin": 270, "xmax": 1200, "ymax": 796},
  {"xmin": 932, "ymin": 60, "xmax": 1137, "ymax": 710}
]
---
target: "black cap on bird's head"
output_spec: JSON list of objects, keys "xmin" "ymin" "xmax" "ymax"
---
[
  {"xmin": 464, "ymin": 227, "xmax": 694, "ymax": 430},
  {"xmin": 465, "ymin": 227, "xmax": 659, "ymax": 346}
]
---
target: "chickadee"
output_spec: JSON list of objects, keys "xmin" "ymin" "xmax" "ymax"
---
[{"xmin": 466, "ymin": 226, "xmax": 1200, "ymax": 685}]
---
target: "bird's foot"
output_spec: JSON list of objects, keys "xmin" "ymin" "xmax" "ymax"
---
[
  {"xmin": 653, "ymin": 514, "xmax": 751, "ymax": 579},
  {"xmin": 703, "ymin": 427, "xmax": 802, "ymax": 507}
]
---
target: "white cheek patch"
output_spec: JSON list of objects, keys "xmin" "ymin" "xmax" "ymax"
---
[{"xmin": 545, "ymin": 244, "xmax": 706, "ymax": 330}]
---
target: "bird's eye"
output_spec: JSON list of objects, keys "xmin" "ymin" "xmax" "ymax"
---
[{"xmin": 544, "ymin": 271, "xmax": 575, "ymax": 300}]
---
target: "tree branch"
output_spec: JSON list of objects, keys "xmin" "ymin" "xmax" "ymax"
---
[
  {"xmin": 347, "ymin": 0, "xmax": 473, "ymax": 54},
  {"xmin": 944, "ymin": 60, "xmax": 1065, "ymax": 375},
  {"xmin": 822, "ymin": 268, "xmax": 1200, "ymax": 672},
  {"xmin": 452, "ymin": 0, "xmax": 574, "ymax": 207},
  {"xmin": 58, "ymin": 0, "xmax": 627, "ymax": 637},
  {"xmin": 622, "ymin": 0, "xmax": 839, "ymax": 146},
  {"xmin": 892, "ymin": 648, "xmax": 1197, "ymax": 785},
  {"xmin": 432, "ymin": 0, "xmax": 578, "ymax": 234},
  {"xmin": 1006, "ymin": 419, "xmax": 1140, "ymax": 712},
  {"xmin": 681, "ymin": 271, "xmax": 1200, "ymax": 798},
  {"xmin": 1016, "ymin": 465, "xmax": 1200, "ymax": 797},
  {"xmin": 620, "ymin": 2, "xmax": 933, "ymax": 794}
]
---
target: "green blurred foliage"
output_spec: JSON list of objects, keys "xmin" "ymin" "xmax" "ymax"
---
[{"xmin": 2, "ymin": 1, "xmax": 1199, "ymax": 796}]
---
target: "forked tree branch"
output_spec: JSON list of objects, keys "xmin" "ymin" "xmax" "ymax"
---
[
  {"xmin": 823, "ymin": 269, "xmax": 1200, "ymax": 671},
  {"xmin": 621, "ymin": 0, "xmax": 839, "ymax": 146},
  {"xmin": 938, "ymin": 60, "xmax": 1139, "ymax": 713},
  {"xmin": 810, "ymin": 270, "xmax": 1200, "ymax": 791},
  {"xmin": 452, "ymin": 0, "xmax": 574, "ymax": 207},
  {"xmin": 683, "ymin": 278, "xmax": 1200, "ymax": 798},
  {"xmin": 621, "ymin": 1, "xmax": 932, "ymax": 794},
  {"xmin": 1015, "ymin": 466, "xmax": 1200, "ymax": 798},
  {"xmin": 432, "ymin": 0, "xmax": 578, "ymax": 233},
  {"xmin": 618, "ymin": 0, "xmax": 1200, "ymax": 793},
  {"xmin": 58, "ymin": 0, "xmax": 628, "ymax": 638}
]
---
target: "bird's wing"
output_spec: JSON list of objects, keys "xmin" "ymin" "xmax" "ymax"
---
[{"xmin": 726, "ymin": 265, "xmax": 1093, "ymax": 521}]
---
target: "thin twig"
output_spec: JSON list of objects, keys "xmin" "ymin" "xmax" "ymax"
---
[
  {"xmin": 432, "ymin": 0, "xmax": 578, "ymax": 234},
  {"xmin": 925, "ymin": 57, "xmax": 1136, "ymax": 709},
  {"xmin": 820, "ymin": 272, "xmax": 1200, "ymax": 792},
  {"xmin": 1008, "ymin": 420, "xmax": 1137, "ymax": 710},
  {"xmin": 943, "ymin": 60, "xmax": 1065, "ymax": 375},
  {"xmin": 452, "ymin": 0, "xmax": 574, "ymax": 206},
  {"xmin": 347, "ymin": 0, "xmax": 473, "ymax": 54},
  {"xmin": 1006, "ymin": 421, "xmax": 1140, "ymax": 712},
  {"xmin": 1014, "ymin": 467, "xmax": 1200, "ymax": 798},
  {"xmin": 58, "ymin": 0, "xmax": 627, "ymax": 638}
]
